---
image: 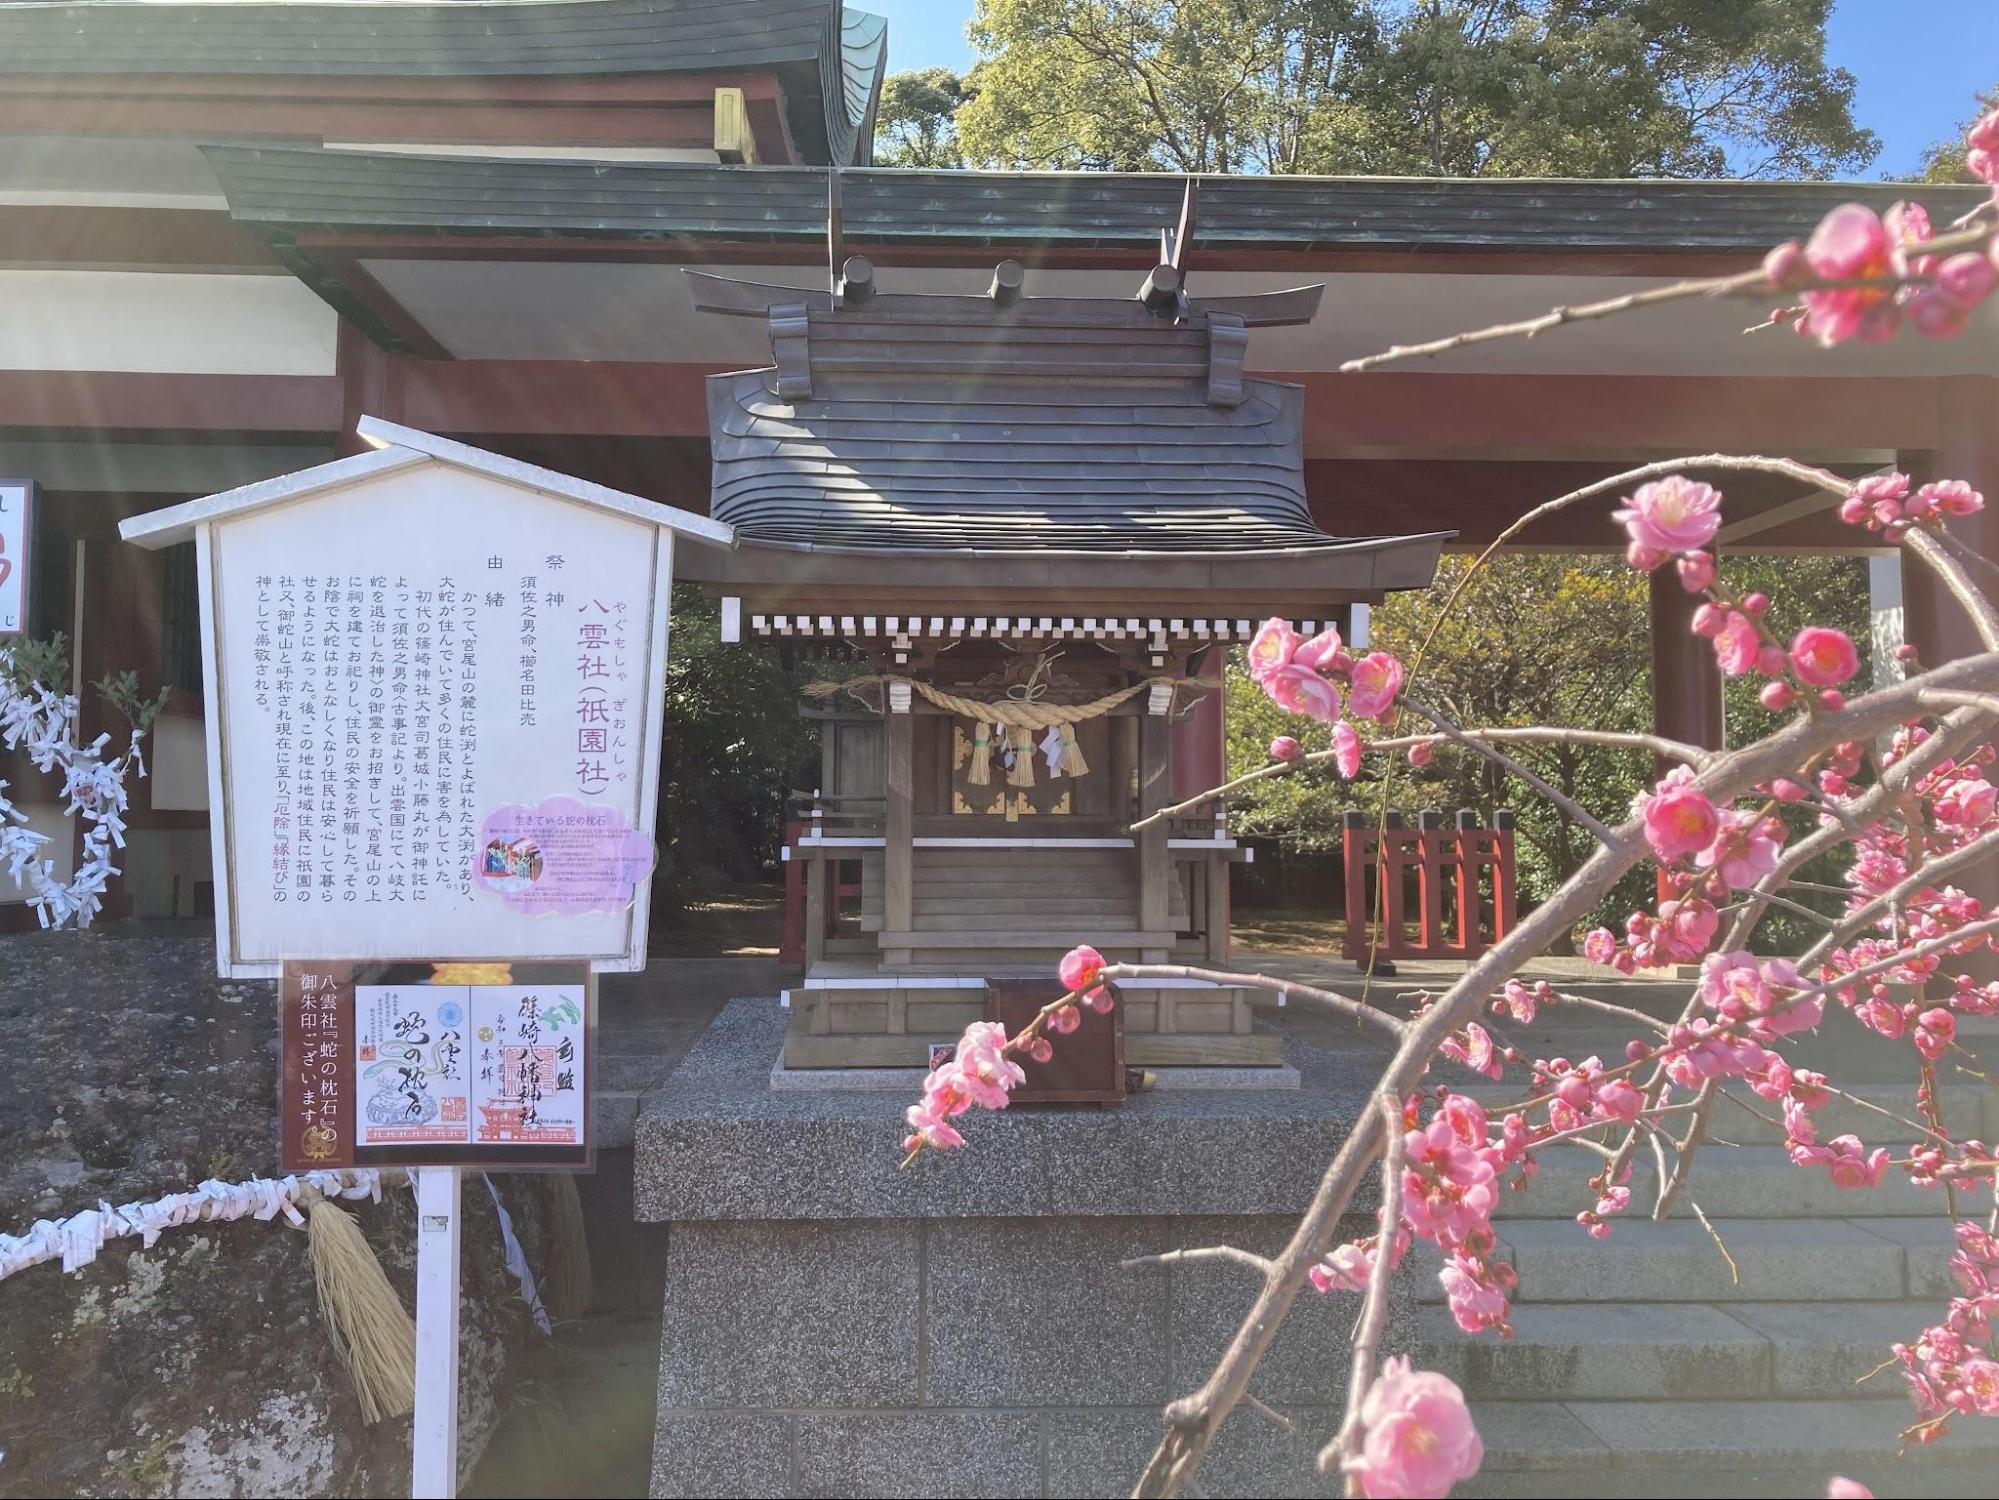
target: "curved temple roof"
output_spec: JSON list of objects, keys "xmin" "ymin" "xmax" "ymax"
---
[
  {"xmin": 693, "ymin": 267, "xmax": 1448, "ymax": 587},
  {"xmin": 0, "ymin": 0, "xmax": 888, "ymax": 165}
]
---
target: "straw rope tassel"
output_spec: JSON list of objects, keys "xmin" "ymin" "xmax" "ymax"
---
[
  {"xmin": 1057, "ymin": 723, "xmax": 1088, "ymax": 777},
  {"xmin": 542, "ymin": 1173, "xmax": 593, "ymax": 1322},
  {"xmin": 967, "ymin": 721, "xmax": 992, "ymax": 786},
  {"xmin": 1006, "ymin": 725, "xmax": 1036, "ymax": 787},
  {"xmin": 307, "ymin": 1198, "xmax": 416, "ymax": 1425}
]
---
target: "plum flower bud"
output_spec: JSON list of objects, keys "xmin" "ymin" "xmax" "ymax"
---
[
  {"xmin": 1760, "ymin": 680, "xmax": 1797, "ymax": 712},
  {"xmin": 1755, "ymin": 644, "xmax": 1787, "ymax": 678},
  {"xmin": 1838, "ymin": 495, "xmax": 1868, "ymax": 525},
  {"xmin": 1907, "ymin": 289, "xmax": 1969, "ymax": 340},
  {"xmin": 1626, "ymin": 540, "xmax": 1666, "ymax": 572},
  {"xmin": 1937, "ymin": 251, "xmax": 1997, "ymax": 309},
  {"xmin": 1762, "ymin": 239, "xmax": 1809, "ymax": 288},
  {"xmin": 1270, "ymin": 735, "xmax": 1302, "ymax": 762},
  {"xmin": 1691, "ymin": 602, "xmax": 1728, "ymax": 637},
  {"xmin": 1741, "ymin": 592, "xmax": 1771, "ymax": 617},
  {"xmin": 1677, "ymin": 550, "xmax": 1715, "ymax": 592},
  {"xmin": 1818, "ymin": 689, "xmax": 1846, "ymax": 711},
  {"xmin": 1895, "ymin": 642, "xmax": 1920, "ymax": 663},
  {"xmin": 1406, "ymin": 740, "xmax": 1434, "ymax": 767}
]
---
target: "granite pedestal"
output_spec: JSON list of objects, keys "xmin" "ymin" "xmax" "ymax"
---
[{"xmin": 635, "ymin": 1000, "xmax": 1404, "ymax": 1499}]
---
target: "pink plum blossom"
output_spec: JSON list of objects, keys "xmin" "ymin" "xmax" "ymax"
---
[
  {"xmin": 1348, "ymin": 651, "xmax": 1406, "ymax": 720},
  {"xmin": 1440, "ymin": 1021, "xmax": 1504, "ymax": 1080},
  {"xmin": 1347, "ymin": 1357, "xmax": 1483, "ymax": 1499},
  {"xmin": 1059, "ymin": 945, "xmax": 1113, "ymax": 1012},
  {"xmin": 1612, "ymin": 476, "xmax": 1723, "ymax": 556},
  {"xmin": 1333, "ymin": 721, "xmax": 1363, "ymax": 778},
  {"xmin": 1697, "ymin": 811, "xmax": 1784, "ymax": 890},
  {"xmin": 1263, "ymin": 662, "xmax": 1343, "ymax": 722},
  {"xmin": 1638, "ymin": 765, "xmax": 1720, "ymax": 861},
  {"xmin": 1790, "ymin": 627, "xmax": 1859, "ymax": 687},
  {"xmin": 1245, "ymin": 617, "xmax": 1300, "ymax": 682},
  {"xmin": 1711, "ymin": 611, "xmax": 1763, "ymax": 677},
  {"xmin": 1797, "ymin": 203, "xmax": 1904, "ymax": 346},
  {"xmin": 1966, "ymin": 107, "xmax": 1999, "ymax": 184},
  {"xmin": 1917, "ymin": 479, "xmax": 1984, "ymax": 519},
  {"xmin": 1293, "ymin": 624, "xmax": 1346, "ymax": 672}
]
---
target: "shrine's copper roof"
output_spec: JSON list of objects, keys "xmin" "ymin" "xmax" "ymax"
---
[
  {"xmin": 0, "ymin": 0, "xmax": 887, "ymax": 165},
  {"xmin": 694, "ymin": 270, "xmax": 1438, "ymax": 563}
]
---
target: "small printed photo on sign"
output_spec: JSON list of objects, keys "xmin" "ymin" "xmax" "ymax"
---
[
  {"xmin": 474, "ymin": 795, "xmax": 655, "ymax": 916},
  {"xmin": 0, "ymin": 480, "xmax": 32, "ymax": 637},
  {"xmin": 280, "ymin": 959, "xmax": 592, "ymax": 1172}
]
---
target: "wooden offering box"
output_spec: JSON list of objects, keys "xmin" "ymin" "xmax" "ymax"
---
[{"xmin": 986, "ymin": 978, "xmax": 1125, "ymax": 1105}]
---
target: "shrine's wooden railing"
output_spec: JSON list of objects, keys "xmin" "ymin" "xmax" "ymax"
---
[
  {"xmin": 1340, "ymin": 809, "xmax": 1518, "ymax": 962},
  {"xmin": 782, "ymin": 793, "xmax": 886, "ymax": 963}
]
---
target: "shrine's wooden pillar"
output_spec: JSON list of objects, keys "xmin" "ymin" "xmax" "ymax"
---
[
  {"xmin": 1649, "ymin": 564, "xmax": 1726, "ymax": 760},
  {"xmin": 1902, "ymin": 377, "xmax": 1999, "ymax": 974},
  {"xmin": 1138, "ymin": 691, "xmax": 1173, "ymax": 963},
  {"xmin": 1903, "ymin": 379, "xmax": 1999, "ymax": 675},
  {"xmin": 883, "ymin": 690, "xmax": 914, "ymax": 967}
]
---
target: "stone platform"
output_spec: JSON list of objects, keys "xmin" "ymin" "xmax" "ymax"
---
[{"xmin": 634, "ymin": 999, "xmax": 1399, "ymax": 1499}]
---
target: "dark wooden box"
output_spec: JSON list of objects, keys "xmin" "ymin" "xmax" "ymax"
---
[{"xmin": 985, "ymin": 978, "xmax": 1126, "ymax": 1105}]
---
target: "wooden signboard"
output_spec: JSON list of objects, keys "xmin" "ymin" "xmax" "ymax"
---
[
  {"xmin": 118, "ymin": 419, "xmax": 732, "ymax": 978},
  {"xmin": 280, "ymin": 959, "xmax": 592, "ymax": 1172}
]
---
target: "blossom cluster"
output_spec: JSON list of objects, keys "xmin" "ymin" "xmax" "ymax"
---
[
  {"xmin": 902, "ymin": 945, "xmax": 1116, "ymax": 1156},
  {"xmin": 1245, "ymin": 617, "xmax": 1407, "ymax": 778},
  {"xmin": 1893, "ymin": 1222, "xmax": 1999, "ymax": 1438},
  {"xmin": 1762, "ymin": 106, "xmax": 1999, "ymax": 348}
]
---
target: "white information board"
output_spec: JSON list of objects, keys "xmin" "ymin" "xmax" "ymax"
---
[
  {"xmin": 0, "ymin": 480, "xmax": 30, "ymax": 636},
  {"xmin": 120, "ymin": 423, "xmax": 729, "ymax": 978},
  {"xmin": 201, "ymin": 461, "xmax": 671, "ymax": 973}
]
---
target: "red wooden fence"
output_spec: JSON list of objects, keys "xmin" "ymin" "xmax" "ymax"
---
[{"xmin": 1342, "ymin": 809, "xmax": 1517, "ymax": 962}]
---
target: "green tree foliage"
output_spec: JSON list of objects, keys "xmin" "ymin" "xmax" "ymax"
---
[
  {"xmin": 1912, "ymin": 84, "xmax": 1997, "ymax": 183},
  {"xmin": 875, "ymin": 66, "xmax": 975, "ymax": 167},
  {"xmin": 1226, "ymin": 550, "xmax": 1873, "ymax": 946},
  {"xmin": 914, "ymin": 0, "xmax": 1875, "ymax": 178},
  {"xmin": 654, "ymin": 587, "xmax": 825, "ymax": 907}
]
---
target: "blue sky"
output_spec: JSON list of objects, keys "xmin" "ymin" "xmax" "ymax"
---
[{"xmin": 863, "ymin": 0, "xmax": 1997, "ymax": 178}]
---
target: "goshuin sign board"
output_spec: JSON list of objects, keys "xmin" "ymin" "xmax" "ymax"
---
[
  {"xmin": 118, "ymin": 419, "xmax": 733, "ymax": 978},
  {"xmin": 281, "ymin": 960, "xmax": 592, "ymax": 1172},
  {"xmin": 0, "ymin": 479, "xmax": 30, "ymax": 637}
]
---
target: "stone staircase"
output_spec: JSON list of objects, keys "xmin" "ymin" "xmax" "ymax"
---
[{"xmin": 1418, "ymin": 1074, "xmax": 1999, "ymax": 1498}]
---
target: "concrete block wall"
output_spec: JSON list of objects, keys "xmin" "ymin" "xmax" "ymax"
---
[{"xmin": 652, "ymin": 1213, "xmax": 1385, "ymax": 1499}]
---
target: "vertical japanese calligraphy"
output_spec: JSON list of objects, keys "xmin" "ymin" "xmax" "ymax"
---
[
  {"xmin": 280, "ymin": 960, "xmax": 590, "ymax": 1170},
  {"xmin": 212, "ymin": 468, "xmax": 662, "ymax": 964}
]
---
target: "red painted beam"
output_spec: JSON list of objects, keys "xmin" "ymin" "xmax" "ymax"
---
[
  {"xmin": 0, "ymin": 205, "xmax": 278, "ymax": 270},
  {"xmin": 0, "ymin": 369, "xmax": 342, "ymax": 433},
  {"xmin": 395, "ymin": 359, "xmax": 731, "ymax": 437},
  {"xmin": 0, "ymin": 363, "xmax": 1958, "ymax": 464},
  {"xmin": 1289, "ymin": 372, "xmax": 1944, "ymax": 456}
]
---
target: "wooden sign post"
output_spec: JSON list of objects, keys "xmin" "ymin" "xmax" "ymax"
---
[{"xmin": 122, "ymin": 420, "xmax": 730, "ymax": 1498}]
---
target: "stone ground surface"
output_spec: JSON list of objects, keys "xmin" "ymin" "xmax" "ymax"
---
[{"xmin": 0, "ymin": 924, "xmax": 553, "ymax": 1498}]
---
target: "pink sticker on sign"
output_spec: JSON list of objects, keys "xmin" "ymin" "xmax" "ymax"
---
[{"xmin": 473, "ymin": 797, "xmax": 655, "ymax": 916}]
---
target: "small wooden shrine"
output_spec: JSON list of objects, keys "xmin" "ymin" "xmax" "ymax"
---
[{"xmin": 688, "ymin": 186, "xmax": 1448, "ymax": 1068}]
